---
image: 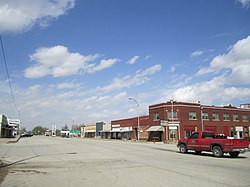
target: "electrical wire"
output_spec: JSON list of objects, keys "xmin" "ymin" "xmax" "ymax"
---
[{"xmin": 0, "ymin": 34, "xmax": 19, "ymax": 113}]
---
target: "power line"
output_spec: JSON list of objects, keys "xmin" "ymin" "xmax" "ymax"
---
[{"xmin": 0, "ymin": 34, "xmax": 19, "ymax": 113}]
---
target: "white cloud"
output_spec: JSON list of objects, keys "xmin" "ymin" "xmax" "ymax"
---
[
  {"xmin": 237, "ymin": 0, "xmax": 250, "ymax": 8},
  {"xmin": 24, "ymin": 45, "xmax": 112, "ymax": 78},
  {"xmin": 162, "ymin": 76, "xmax": 250, "ymax": 104},
  {"xmin": 0, "ymin": 0, "xmax": 75, "ymax": 33},
  {"xmin": 57, "ymin": 82, "xmax": 81, "ymax": 90},
  {"xmin": 190, "ymin": 50, "xmax": 204, "ymax": 58},
  {"xmin": 87, "ymin": 58, "xmax": 119, "ymax": 73},
  {"xmin": 97, "ymin": 64, "xmax": 162, "ymax": 92},
  {"xmin": 127, "ymin": 56, "xmax": 139, "ymax": 65},
  {"xmin": 197, "ymin": 35, "xmax": 250, "ymax": 84}
]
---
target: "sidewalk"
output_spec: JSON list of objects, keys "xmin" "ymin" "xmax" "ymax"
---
[{"xmin": 0, "ymin": 136, "xmax": 20, "ymax": 144}]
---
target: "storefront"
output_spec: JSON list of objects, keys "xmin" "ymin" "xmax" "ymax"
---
[
  {"xmin": 146, "ymin": 126, "xmax": 163, "ymax": 141},
  {"xmin": 111, "ymin": 124, "xmax": 132, "ymax": 140}
]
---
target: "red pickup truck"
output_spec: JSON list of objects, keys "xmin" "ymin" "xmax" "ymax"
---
[{"xmin": 177, "ymin": 131, "xmax": 249, "ymax": 157}]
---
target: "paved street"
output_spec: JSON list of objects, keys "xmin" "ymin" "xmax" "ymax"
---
[{"xmin": 0, "ymin": 136, "xmax": 250, "ymax": 187}]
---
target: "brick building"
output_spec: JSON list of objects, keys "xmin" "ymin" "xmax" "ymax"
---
[
  {"xmin": 111, "ymin": 101, "xmax": 250, "ymax": 142},
  {"xmin": 149, "ymin": 101, "xmax": 250, "ymax": 142},
  {"xmin": 111, "ymin": 116, "xmax": 149, "ymax": 140}
]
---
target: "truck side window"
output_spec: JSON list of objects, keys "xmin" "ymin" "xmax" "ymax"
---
[
  {"xmin": 190, "ymin": 132, "xmax": 199, "ymax": 139},
  {"xmin": 202, "ymin": 132, "xmax": 215, "ymax": 139}
]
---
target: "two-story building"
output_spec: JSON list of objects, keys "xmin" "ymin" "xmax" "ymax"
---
[{"xmin": 111, "ymin": 101, "xmax": 250, "ymax": 142}]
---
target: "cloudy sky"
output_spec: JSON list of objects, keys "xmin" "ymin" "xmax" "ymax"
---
[{"xmin": 0, "ymin": 0, "xmax": 250, "ymax": 130}]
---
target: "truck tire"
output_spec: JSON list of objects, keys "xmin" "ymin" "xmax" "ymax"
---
[
  {"xmin": 229, "ymin": 152, "xmax": 240, "ymax": 158},
  {"xmin": 212, "ymin": 146, "xmax": 223, "ymax": 157},
  {"xmin": 179, "ymin": 144, "xmax": 187, "ymax": 153}
]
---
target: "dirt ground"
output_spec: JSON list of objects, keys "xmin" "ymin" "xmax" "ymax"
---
[{"xmin": 0, "ymin": 161, "xmax": 8, "ymax": 185}]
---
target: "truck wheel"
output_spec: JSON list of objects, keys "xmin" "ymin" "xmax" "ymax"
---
[
  {"xmin": 179, "ymin": 144, "xmax": 187, "ymax": 153},
  {"xmin": 212, "ymin": 146, "xmax": 223, "ymax": 157},
  {"xmin": 229, "ymin": 152, "xmax": 240, "ymax": 158}
]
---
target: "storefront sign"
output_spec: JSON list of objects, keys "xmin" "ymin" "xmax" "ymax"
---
[
  {"xmin": 169, "ymin": 126, "xmax": 177, "ymax": 130},
  {"xmin": 235, "ymin": 126, "xmax": 243, "ymax": 131}
]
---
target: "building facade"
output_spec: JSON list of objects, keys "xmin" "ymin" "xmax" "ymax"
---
[
  {"xmin": 149, "ymin": 101, "xmax": 250, "ymax": 142},
  {"xmin": 111, "ymin": 101, "xmax": 250, "ymax": 142},
  {"xmin": 111, "ymin": 116, "xmax": 149, "ymax": 140},
  {"xmin": 0, "ymin": 114, "xmax": 14, "ymax": 138}
]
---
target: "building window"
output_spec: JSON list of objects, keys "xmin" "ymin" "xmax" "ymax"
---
[
  {"xmin": 212, "ymin": 113, "xmax": 219, "ymax": 121},
  {"xmin": 202, "ymin": 112, "xmax": 209, "ymax": 120},
  {"xmin": 189, "ymin": 112, "xmax": 197, "ymax": 120},
  {"xmin": 233, "ymin": 114, "xmax": 239, "ymax": 121},
  {"xmin": 242, "ymin": 114, "xmax": 248, "ymax": 122},
  {"xmin": 223, "ymin": 113, "xmax": 230, "ymax": 121},
  {"xmin": 153, "ymin": 112, "xmax": 160, "ymax": 121},
  {"xmin": 167, "ymin": 111, "xmax": 178, "ymax": 120}
]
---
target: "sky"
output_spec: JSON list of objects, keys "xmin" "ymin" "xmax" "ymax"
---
[{"xmin": 0, "ymin": 0, "xmax": 250, "ymax": 130}]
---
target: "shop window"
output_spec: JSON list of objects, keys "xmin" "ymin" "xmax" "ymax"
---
[
  {"xmin": 233, "ymin": 114, "xmax": 239, "ymax": 121},
  {"xmin": 167, "ymin": 111, "xmax": 178, "ymax": 120},
  {"xmin": 202, "ymin": 112, "xmax": 209, "ymax": 120},
  {"xmin": 242, "ymin": 114, "xmax": 248, "ymax": 122},
  {"xmin": 189, "ymin": 112, "xmax": 197, "ymax": 120},
  {"xmin": 223, "ymin": 113, "xmax": 230, "ymax": 121},
  {"xmin": 153, "ymin": 112, "xmax": 160, "ymax": 121},
  {"xmin": 212, "ymin": 113, "xmax": 219, "ymax": 121}
]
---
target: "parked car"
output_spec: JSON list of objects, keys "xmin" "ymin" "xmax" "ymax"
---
[
  {"xmin": 177, "ymin": 131, "xmax": 249, "ymax": 158},
  {"xmin": 21, "ymin": 133, "xmax": 33, "ymax": 137}
]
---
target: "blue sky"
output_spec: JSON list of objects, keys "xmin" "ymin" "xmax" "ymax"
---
[{"xmin": 0, "ymin": 0, "xmax": 250, "ymax": 130}]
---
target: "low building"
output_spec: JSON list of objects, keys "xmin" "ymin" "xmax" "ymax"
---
[
  {"xmin": 7, "ymin": 118, "xmax": 20, "ymax": 137},
  {"xmin": 0, "ymin": 114, "xmax": 14, "ymax": 138},
  {"xmin": 100, "ymin": 123, "xmax": 111, "ymax": 139},
  {"xmin": 111, "ymin": 116, "xmax": 149, "ymax": 140},
  {"xmin": 82, "ymin": 122, "xmax": 105, "ymax": 138}
]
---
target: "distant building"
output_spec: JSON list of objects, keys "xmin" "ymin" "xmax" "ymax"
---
[
  {"xmin": 100, "ymin": 123, "xmax": 111, "ymax": 139},
  {"xmin": 7, "ymin": 118, "xmax": 20, "ymax": 137},
  {"xmin": 81, "ymin": 122, "xmax": 105, "ymax": 138},
  {"xmin": 0, "ymin": 114, "xmax": 14, "ymax": 138},
  {"xmin": 241, "ymin": 104, "xmax": 250, "ymax": 109}
]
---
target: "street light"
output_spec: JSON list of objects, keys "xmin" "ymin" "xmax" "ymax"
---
[
  {"xmin": 200, "ymin": 105, "xmax": 204, "ymax": 131},
  {"xmin": 129, "ymin": 97, "xmax": 140, "ymax": 141},
  {"xmin": 170, "ymin": 100, "xmax": 174, "ymax": 142}
]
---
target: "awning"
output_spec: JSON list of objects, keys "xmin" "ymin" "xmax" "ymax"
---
[
  {"xmin": 146, "ymin": 126, "xmax": 163, "ymax": 132},
  {"xmin": 99, "ymin": 130, "xmax": 111, "ymax": 133}
]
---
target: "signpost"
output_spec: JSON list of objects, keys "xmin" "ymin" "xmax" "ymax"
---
[{"xmin": 52, "ymin": 125, "xmax": 56, "ymax": 136}]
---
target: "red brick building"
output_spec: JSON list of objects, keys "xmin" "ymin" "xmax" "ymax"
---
[
  {"xmin": 149, "ymin": 101, "xmax": 250, "ymax": 142},
  {"xmin": 111, "ymin": 101, "xmax": 250, "ymax": 142},
  {"xmin": 111, "ymin": 116, "xmax": 149, "ymax": 140}
]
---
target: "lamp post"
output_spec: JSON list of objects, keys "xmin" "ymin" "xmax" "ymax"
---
[
  {"xmin": 129, "ymin": 97, "xmax": 140, "ymax": 141},
  {"xmin": 170, "ymin": 100, "xmax": 174, "ymax": 142},
  {"xmin": 200, "ymin": 105, "xmax": 204, "ymax": 131}
]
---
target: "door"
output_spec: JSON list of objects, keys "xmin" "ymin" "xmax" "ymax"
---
[{"xmin": 186, "ymin": 132, "xmax": 200, "ymax": 151}]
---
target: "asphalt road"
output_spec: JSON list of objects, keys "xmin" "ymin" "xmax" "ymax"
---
[{"xmin": 0, "ymin": 136, "xmax": 249, "ymax": 187}]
